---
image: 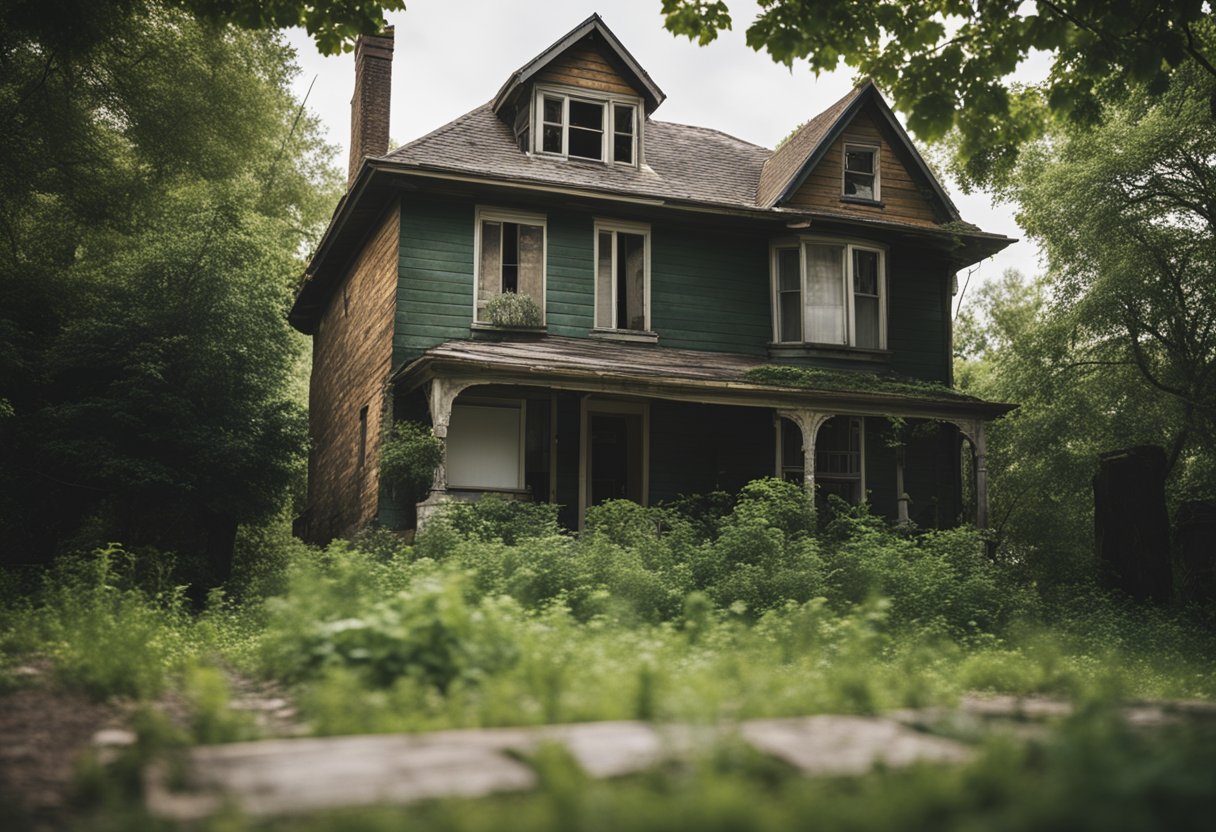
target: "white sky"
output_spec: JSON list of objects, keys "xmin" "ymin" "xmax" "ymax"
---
[{"xmin": 284, "ymin": 0, "xmax": 1045, "ymax": 303}]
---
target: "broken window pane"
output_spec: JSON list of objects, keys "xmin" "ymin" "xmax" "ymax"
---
[
  {"xmin": 596, "ymin": 231, "xmax": 614, "ymax": 328},
  {"xmin": 568, "ymin": 100, "xmax": 603, "ymax": 160},
  {"xmin": 617, "ymin": 232, "xmax": 646, "ymax": 330}
]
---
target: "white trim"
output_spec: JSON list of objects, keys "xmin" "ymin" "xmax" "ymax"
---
[
  {"xmin": 768, "ymin": 235, "xmax": 888, "ymax": 350},
  {"xmin": 842, "ymin": 142, "xmax": 881, "ymax": 202},
  {"xmin": 593, "ymin": 218, "xmax": 652, "ymax": 333},
  {"xmin": 532, "ymin": 84, "xmax": 643, "ymax": 167},
  {"xmin": 578, "ymin": 396, "xmax": 650, "ymax": 529},
  {"xmin": 472, "ymin": 206, "xmax": 548, "ymax": 325}
]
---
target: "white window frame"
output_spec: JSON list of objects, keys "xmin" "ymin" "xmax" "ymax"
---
[
  {"xmin": 472, "ymin": 206, "xmax": 548, "ymax": 325},
  {"xmin": 593, "ymin": 218, "xmax": 652, "ymax": 334},
  {"xmin": 533, "ymin": 84, "xmax": 641, "ymax": 167},
  {"xmin": 769, "ymin": 236, "xmax": 888, "ymax": 349},
  {"xmin": 842, "ymin": 143, "xmax": 881, "ymax": 202}
]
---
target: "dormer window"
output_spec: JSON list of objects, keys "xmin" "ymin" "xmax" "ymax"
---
[
  {"xmin": 843, "ymin": 144, "xmax": 879, "ymax": 201},
  {"xmin": 535, "ymin": 88, "xmax": 638, "ymax": 165}
]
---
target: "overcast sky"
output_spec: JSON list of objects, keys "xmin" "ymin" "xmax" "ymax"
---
[{"xmin": 285, "ymin": 0, "xmax": 1045, "ymax": 302}]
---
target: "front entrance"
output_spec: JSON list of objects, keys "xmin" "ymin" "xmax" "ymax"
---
[{"xmin": 580, "ymin": 398, "xmax": 648, "ymax": 526}]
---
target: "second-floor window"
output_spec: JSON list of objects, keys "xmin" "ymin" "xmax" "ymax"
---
[
  {"xmin": 475, "ymin": 207, "xmax": 546, "ymax": 324},
  {"xmin": 536, "ymin": 88, "xmax": 638, "ymax": 165},
  {"xmin": 772, "ymin": 239, "xmax": 886, "ymax": 349},
  {"xmin": 594, "ymin": 220, "xmax": 650, "ymax": 332}
]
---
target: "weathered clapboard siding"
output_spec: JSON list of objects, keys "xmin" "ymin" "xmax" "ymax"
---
[
  {"xmin": 651, "ymin": 225, "xmax": 771, "ymax": 355},
  {"xmin": 305, "ymin": 202, "xmax": 399, "ymax": 542},
  {"xmin": 535, "ymin": 46, "xmax": 637, "ymax": 97},
  {"xmin": 546, "ymin": 212, "xmax": 596, "ymax": 336},
  {"xmin": 648, "ymin": 401, "xmax": 774, "ymax": 504},
  {"xmin": 785, "ymin": 109, "xmax": 941, "ymax": 227},
  {"xmin": 394, "ymin": 199, "xmax": 475, "ymax": 365},
  {"xmin": 886, "ymin": 249, "xmax": 952, "ymax": 383}
]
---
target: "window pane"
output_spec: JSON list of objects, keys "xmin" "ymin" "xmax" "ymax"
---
[
  {"xmin": 853, "ymin": 249, "xmax": 879, "ymax": 295},
  {"xmin": 614, "ymin": 104, "xmax": 634, "ymax": 134},
  {"xmin": 844, "ymin": 171, "xmax": 875, "ymax": 200},
  {"xmin": 855, "ymin": 296, "xmax": 880, "ymax": 348},
  {"xmin": 596, "ymin": 231, "xmax": 614, "ymax": 328},
  {"xmin": 618, "ymin": 232, "xmax": 646, "ymax": 330},
  {"xmin": 777, "ymin": 248, "xmax": 801, "ymax": 342},
  {"xmin": 614, "ymin": 134, "xmax": 633, "ymax": 164},
  {"xmin": 446, "ymin": 404, "xmax": 521, "ymax": 490},
  {"xmin": 569, "ymin": 100, "xmax": 603, "ymax": 130},
  {"xmin": 778, "ymin": 248, "xmax": 800, "ymax": 291},
  {"xmin": 517, "ymin": 223, "xmax": 544, "ymax": 304},
  {"xmin": 543, "ymin": 97, "xmax": 563, "ymax": 124},
  {"xmin": 501, "ymin": 222, "xmax": 519, "ymax": 293},
  {"xmin": 542, "ymin": 124, "xmax": 562, "ymax": 153},
  {"xmin": 478, "ymin": 221, "xmax": 502, "ymax": 318},
  {"xmin": 805, "ymin": 243, "xmax": 845, "ymax": 344},
  {"xmin": 845, "ymin": 148, "xmax": 873, "ymax": 173},
  {"xmin": 568, "ymin": 127, "xmax": 602, "ymax": 160}
]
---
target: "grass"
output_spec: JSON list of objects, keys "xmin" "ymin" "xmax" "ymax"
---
[{"xmin": 2, "ymin": 479, "xmax": 1215, "ymax": 827}]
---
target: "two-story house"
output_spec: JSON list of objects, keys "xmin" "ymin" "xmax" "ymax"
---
[{"xmin": 289, "ymin": 15, "xmax": 1015, "ymax": 543}]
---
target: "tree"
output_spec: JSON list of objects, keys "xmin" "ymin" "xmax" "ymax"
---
[
  {"xmin": 662, "ymin": 1, "xmax": 1216, "ymax": 186},
  {"xmin": 0, "ymin": 7, "xmax": 340, "ymax": 580},
  {"xmin": 955, "ymin": 66, "xmax": 1216, "ymax": 577}
]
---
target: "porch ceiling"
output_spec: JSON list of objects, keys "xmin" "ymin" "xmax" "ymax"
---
[{"xmin": 391, "ymin": 335, "xmax": 1015, "ymax": 421}]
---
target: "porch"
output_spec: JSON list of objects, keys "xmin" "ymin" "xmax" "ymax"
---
[{"xmin": 388, "ymin": 336, "xmax": 1010, "ymax": 530}]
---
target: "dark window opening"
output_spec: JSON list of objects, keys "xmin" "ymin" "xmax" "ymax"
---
[
  {"xmin": 568, "ymin": 99, "xmax": 604, "ymax": 160},
  {"xmin": 613, "ymin": 104, "xmax": 635, "ymax": 164},
  {"xmin": 781, "ymin": 418, "xmax": 804, "ymax": 484},
  {"xmin": 542, "ymin": 96, "xmax": 563, "ymax": 153},
  {"xmin": 777, "ymin": 247, "xmax": 801, "ymax": 342},
  {"xmin": 357, "ymin": 406, "xmax": 369, "ymax": 469},
  {"xmin": 501, "ymin": 222, "xmax": 519, "ymax": 293},
  {"xmin": 615, "ymin": 232, "xmax": 646, "ymax": 330},
  {"xmin": 816, "ymin": 416, "xmax": 863, "ymax": 505},
  {"xmin": 844, "ymin": 147, "xmax": 877, "ymax": 200}
]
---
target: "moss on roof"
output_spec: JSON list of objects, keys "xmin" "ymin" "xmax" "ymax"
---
[{"xmin": 745, "ymin": 365, "xmax": 981, "ymax": 403}]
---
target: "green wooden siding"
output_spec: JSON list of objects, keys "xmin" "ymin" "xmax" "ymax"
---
[
  {"xmin": 885, "ymin": 248, "xmax": 952, "ymax": 384},
  {"xmin": 394, "ymin": 198, "xmax": 475, "ymax": 367}
]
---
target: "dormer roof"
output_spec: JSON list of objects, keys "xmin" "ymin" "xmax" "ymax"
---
[
  {"xmin": 491, "ymin": 14, "xmax": 666, "ymax": 118},
  {"xmin": 756, "ymin": 80, "xmax": 960, "ymax": 220}
]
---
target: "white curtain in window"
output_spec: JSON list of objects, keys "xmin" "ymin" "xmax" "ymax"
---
[
  {"xmin": 595, "ymin": 231, "xmax": 614, "ymax": 328},
  {"xmin": 446, "ymin": 404, "xmax": 521, "ymax": 490},
  {"xmin": 804, "ymin": 243, "xmax": 845, "ymax": 344}
]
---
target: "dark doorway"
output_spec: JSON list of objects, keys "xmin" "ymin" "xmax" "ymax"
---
[{"xmin": 588, "ymin": 411, "xmax": 644, "ymax": 506}]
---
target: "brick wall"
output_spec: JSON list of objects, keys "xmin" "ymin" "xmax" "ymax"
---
[{"xmin": 303, "ymin": 202, "xmax": 400, "ymax": 542}]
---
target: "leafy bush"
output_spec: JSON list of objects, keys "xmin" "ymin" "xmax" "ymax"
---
[
  {"xmin": 379, "ymin": 421, "xmax": 443, "ymax": 500},
  {"xmin": 484, "ymin": 292, "xmax": 543, "ymax": 328}
]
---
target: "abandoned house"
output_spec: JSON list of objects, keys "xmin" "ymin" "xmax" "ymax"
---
[{"xmin": 288, "ymin": 14, "xmax": 1016, "ymax": 542}]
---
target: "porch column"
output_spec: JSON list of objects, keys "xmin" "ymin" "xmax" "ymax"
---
[
  {"xmin": 416, "ymin": 376, "xmax": 473, "ymax": 528},
  {"xmin": 947, "ymin": 418, "xmax": 989, "ymax": 531},
  {"xmin": 778, "ymin": 409, "xmax": 833, "ymax": 501}
]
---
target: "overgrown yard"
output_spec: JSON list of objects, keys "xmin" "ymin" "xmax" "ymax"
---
[{"xmin": 3, "ymin": 480, "xmax": 1215, "ymax": 829}]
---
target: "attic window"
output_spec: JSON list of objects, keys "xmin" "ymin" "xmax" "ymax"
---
[
  {"xmin": 535, "ymin": 88, "xmax": 638, "ymax": 165},
  {"xmin": 843, "ymin": 144, "xmax": 880, "ymax": 201}
]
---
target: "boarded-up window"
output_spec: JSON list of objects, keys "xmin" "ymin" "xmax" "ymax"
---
[
  {"xmin": 476, "ymin": 210, "xmax": 545, "ymax": 322},
  {"xmin": 595, "ymin": 224, "xmax": 649, "ymax": 331},
  {"xmin": 446, "ymin": 402, "xmax": 523, "ymax": 490}
]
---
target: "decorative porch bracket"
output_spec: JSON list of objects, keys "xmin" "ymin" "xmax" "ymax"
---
[
  {"xmin": 776, "ymin": 409, "xmax": 834, "ymax": 505},
  {"xmin": 417, "ymin": 376, "xmax": 476, "ymax": 527},
  {"xmin": 945, "ymin": 417, "xmax": 989, "ymax": 530}
]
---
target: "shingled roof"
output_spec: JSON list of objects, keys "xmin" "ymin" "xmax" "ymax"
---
[{"xmin": 384, "ymin": 103, "xmax": 771, "ymax": 209}]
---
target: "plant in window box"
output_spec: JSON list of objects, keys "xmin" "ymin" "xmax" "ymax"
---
[
  {"xmin": 380, "ymin": 421, "xmax": 444, "ymax": 503},
  {"xmin": 484, "ymin": 292, "xmax": 543, "ymax": 329}
]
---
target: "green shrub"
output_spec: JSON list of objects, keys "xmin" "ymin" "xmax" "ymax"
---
[
  {"xmin": 422, "ymin": 494, "xmax": 562, "ymax": 548},
  {"xmin": 484, "ymin": 292, "xmax": 543, "ymax": 328},
  {"xmin": 379, "ymin": 421, "xmax": 444, "ymax": 500}
]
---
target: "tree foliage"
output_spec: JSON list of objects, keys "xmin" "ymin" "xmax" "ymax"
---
[
  {"xmin": 662, "ymin": 1, "xmax": 1216, "ymax": 186},
  {"xmin": 956, "ymin": 65, "xmax": 1216, "ymax": 572},
  {"xmin": 0, "ymin": 7, "xmax": 340, "ymax": 579}
]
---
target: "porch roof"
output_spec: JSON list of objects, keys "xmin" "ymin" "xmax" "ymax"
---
[{"xmin": 392, "ymin": 336, "xmax": 1015, "ymax": 422}]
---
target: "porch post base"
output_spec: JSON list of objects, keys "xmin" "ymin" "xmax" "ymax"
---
[{"xmin": 416, "ymin": 492, "xmax": 451, "ymax": 530}]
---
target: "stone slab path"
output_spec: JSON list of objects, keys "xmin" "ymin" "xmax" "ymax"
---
[{"xmin": 145, "ymin": 695, "xmax": 1216, "ymax": 821}]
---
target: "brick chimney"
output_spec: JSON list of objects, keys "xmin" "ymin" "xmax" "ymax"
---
[{"xmin": 348, "ymin": 27, "xmax": 395, "ymax": 188}]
